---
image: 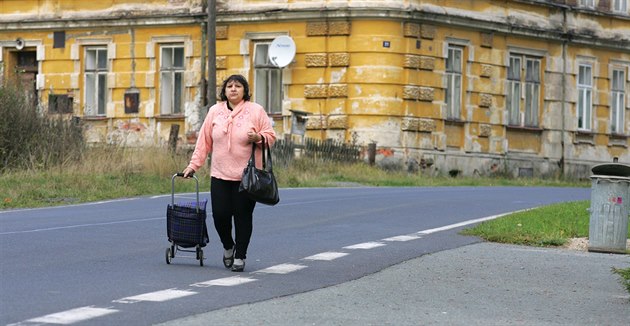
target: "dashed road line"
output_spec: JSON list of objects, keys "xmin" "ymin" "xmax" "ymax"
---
[
  {"xmin": 303, "ymin": 251, "xmax": 349, "ymax": 261},
  {"xmin": 113, "ymin": 288, "xmax": 197, "ymax": 304},
  {"xmin": 417, "ymin": 210, "xmax": 529, "ymax": 235},
  {"xmin": 383, "ymin": 234, "xmax": 422, "ymax": 242},
  {"xmin": 17, "ymin": 306, "xmax": 118, "ymax": 325},
  {"xmin": 253, "ymin": 263, "xmax": 307, "ymax": 274},
  {"xmin": 343, "ymin": 241, "xmax": 386, "ymax": 250},
  {"xmin": 191, "ymin": 276, "xmax": 257, "ymax": 287}
]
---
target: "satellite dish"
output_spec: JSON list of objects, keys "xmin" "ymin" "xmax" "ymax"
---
[{"xmin": 268, "ymin": 36, "xmax": 296, "ymax": 68}]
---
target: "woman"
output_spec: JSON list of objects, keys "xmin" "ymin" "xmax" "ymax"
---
[{"xmin": 183, "ymin": 74, "xmax": 276, "ymax": 272}]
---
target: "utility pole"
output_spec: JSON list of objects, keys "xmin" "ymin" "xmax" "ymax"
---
[{"xmin": 207, "ymin": 0, "xmax": 217, "ymax": 110}]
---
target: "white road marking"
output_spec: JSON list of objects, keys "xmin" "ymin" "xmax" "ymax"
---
[
  {"xmin": 24, "ymin": 306, "xmax": 118, "ymax": 325},
  {"xmin": 191, "ymin": 276, "xmax": 257, "ymax": 287},
  {"xmin": 0, "ymin": 217, "xmax": 162, "ymax": 235},
  {"xmin": 0, "ymin": 198, "xmax": 138, "ymax": 214},
  {"xmin": 383, "ymin": 234, "xmax": 422, "ymax": 242},
  {"xmin": 344, "ymin": 241, "xmax": 386, "ymax": 250},
  {"xmin": 417, "ymin": 209, "xmax": 531, "ymax": 235},
  {"xmin": 254, "ymin": 263, "xmax": 307, "ymax": 274},
  {"xmin": 113, "ymin": 289, "xmax": 196, "ymax": 304},
  {"xmin": 303, "ymin": 251, "xmax": 349, "ymax": 261}
]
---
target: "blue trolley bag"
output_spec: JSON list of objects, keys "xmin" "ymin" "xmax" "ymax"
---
[{"xmin": 165, "ymin": 173, "xmax": 209, "ymax": 266}]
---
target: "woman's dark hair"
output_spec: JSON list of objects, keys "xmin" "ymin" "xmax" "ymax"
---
[{"xmin": 220, "ymin": 74, "xmax": 251, "ymax": 102}]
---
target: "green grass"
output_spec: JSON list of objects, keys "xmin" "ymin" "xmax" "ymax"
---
[
  {"xmin": 612, "ymin": 267, "xmax": 630, "ymax": 293},
  {"xmin": 0, "ymin": 147, "xmax": 587, "ymax": 210},
  {"xmin": 460, "ymin": 201, "xmax": 592, "ymax": 247}
]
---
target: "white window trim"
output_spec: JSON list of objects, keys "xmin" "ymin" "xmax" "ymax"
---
[
  {"xmin": 507, "ymin": 55, "xmax": 522, "ymax": 126},
  {"xmin": 246, "ymin": 32, "xmax": 290, "ymax": 114},
  {"xmin": 74, "ymin": 38, "xmax": 112, "ymax": 116},
  {"xmin": 84, "ymin": 46, "xmax": 109, "ymax": 116},
  {"xmin": 610, "ymin": 66, "xmax": 628, "ymax": 134},
  {"xmin": 445, "ymin": 45, "xmax": 463, "ymax": 120},
  {"xmin": 577, "ymin": 63, "xmax": 594, "ymax": 131},
  {"xmin": 613, "ymin": 0, "xmax": 628, "ymax": 13},
  {"xmin": 579, "ymin": 0, "xmax": 596, "ymax": 9},
  {"xmin": 524, "ymin": 58, "xmax": 541, "ymax": 127},
  {"xmin": 253, "ymin": 41, "xmax": 283, "ymax": 114},
  {"xmin": 505, "ymin": 52, "xmax": 543, "ymax": 128},
  {"xmin": 159, "ymin": 44, "xmax": 186, "ymax": 115}
]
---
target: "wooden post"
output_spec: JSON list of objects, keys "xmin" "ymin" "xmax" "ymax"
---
[
  {"xmin": 368, "ymin": 142, "xmax": 376, "ymax": 166},
  {"xmin": 169, "ymin": 124, "xmax": 180, "ymax": 154}
]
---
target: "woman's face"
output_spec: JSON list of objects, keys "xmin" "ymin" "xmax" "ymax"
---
[{"xmin": 225, "ymin": 80, "xmax": 245, "ymax": 104}]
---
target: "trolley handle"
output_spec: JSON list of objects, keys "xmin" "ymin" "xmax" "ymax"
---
[{"xmin": 171, "ymin": 172, "xmax": 200, "ymax": 213}]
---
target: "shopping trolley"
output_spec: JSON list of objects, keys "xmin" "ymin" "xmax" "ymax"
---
[{"xmin": 165, "ymin": 173, "xmax": 209, "ymax": 266}]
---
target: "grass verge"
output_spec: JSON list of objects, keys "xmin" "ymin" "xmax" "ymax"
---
[
  {"xmin": 460, "ymin": 201, "xmax": 592, "ymax": 247},
  {"xmin": 612, "ymin": 267, "xmax": 630, "ymax": 294},
  {"xmin": 1, "ymin": 147, "xmax": 587, "ymax": 210}
]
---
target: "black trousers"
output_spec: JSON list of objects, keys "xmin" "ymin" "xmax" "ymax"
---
[{"xmin": 210, "ymin": 177, "xmax": 256, "ymax": 260}]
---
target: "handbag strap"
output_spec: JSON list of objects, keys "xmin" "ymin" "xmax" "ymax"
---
[
  {"xmin": 248, "ymin": 135, "xmax": 273, "ymax": 172},
  {"xmin": 264, "ymin": 136, "xmax": 273, "ymax": 172}
]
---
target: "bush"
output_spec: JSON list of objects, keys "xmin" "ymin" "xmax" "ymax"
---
[{"xmin": 0, "ymin": 83, "xmax": 84, "ymax": 171}]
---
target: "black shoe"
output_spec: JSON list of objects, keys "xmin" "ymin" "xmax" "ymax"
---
[
  {"xmin": 231, "ymin": 259, "xmax": 245, "ymax": 272},
  {"xmin": 223, "ymin": 248, "xmax": 234, "ymax": 269}
]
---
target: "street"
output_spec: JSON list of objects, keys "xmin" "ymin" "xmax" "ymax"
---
[{"xmin": 1, "ymin": 186, "xmax": 591, "ymax": 325}]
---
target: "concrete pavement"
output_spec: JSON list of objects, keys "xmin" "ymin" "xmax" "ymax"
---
[{"xmin": 157, "ymin": 242, "xmax": 629, "ymax": 326}]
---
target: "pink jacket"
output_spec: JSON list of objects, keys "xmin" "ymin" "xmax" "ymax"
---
[{"xmin": 187, "ymin": 100, "xmax": 276, "ymax": 181}]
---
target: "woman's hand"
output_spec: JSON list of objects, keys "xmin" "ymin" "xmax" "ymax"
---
[
  {"xmin": 182, "ymin": 167, "xmax": 195, "ymax": 178},
  {"xmin": 247, "ymin": 131, "xmax": 262, "ymax": 143}
]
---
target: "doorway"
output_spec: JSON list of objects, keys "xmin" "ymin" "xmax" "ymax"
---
[{"xmin": 7, "ymin": 50, "xmax": 39, "ymax": 109}]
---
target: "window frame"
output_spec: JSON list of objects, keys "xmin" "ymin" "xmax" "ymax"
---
[
  {"xmin": 611, "ymin": 68, "xmax": 626, "ymax": 134},
  {"xmin": 253, "ymin": 41, "xmax": 283, "ymax": 115},
  {"xmin": 577, "ymin": 63, "xmax": 593, "ymax": 131},
  {"xmin": 524, "ymin": 58, "xmax": 541, "ymax": 127},
  {"xmin": 507, "ymin": 55, "xmax": 522, "ymax": 126},
  {"xmin": 159, "ymin": 44, "xmax": 186, "ymax": 115},
  {"xmin": 506, "ymin": 54, "xmax": 542, "ymax": 128},
  {"xmin": 613, "ymin": 0, "xmax": 628, "ymax": 13},
  {"xmin": 579, "ymin": 0, "xmax": 595, "ymax": 8},
  {"xmin": 83, "ymin": 46, "xmax": 108, "ymax": 116},
  {"xmin": 445, "ymin": 45, "xmax": 463, "ymax": 120}
]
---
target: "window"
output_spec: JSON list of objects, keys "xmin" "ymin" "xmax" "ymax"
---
[
  {"xmin": 507, "ymin": 55, "xmax": 541, "ymax": 127},
  {"xmin": 84, "ymin": 47, "xmax": 107, "ymax": 116},
  {"xmin": 160, "ymin": 45, "xmax": 185, "ymax": 115},
  {"xmin": 254, "ymin": 42, "xmax": 282, "ymax": 114},
  {"xmin": 507, "ymin": 56, "xmax": 522, "ymax": 125},
  {"xmin": 445, "ymin": 46, "xmax": 463, "ymax": 120},
  {"xmin": 611, "ymin": 68, "xmax": 626, "ymax": 134},
  {"xmin": 579, "ymin": 0, "xmax": 595, "ymax": 8},
  {"xmin": 577, "ymin": 64, "xmax": 593, "ymax": 131},
  {"xmin": 524, "ymin": 58, "xmax": 541, "ymax": 127},
  {"xmin": 613, "ymin": 0, "xmax": 628, "ymax": 13},
  {"xmin": 48, "ymin": 94, "xmax": 73, "ymax": 114}
]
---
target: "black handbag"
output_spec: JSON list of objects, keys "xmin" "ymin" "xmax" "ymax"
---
[{"xmin": 239, "ymin": 136, "xmax": 280, "ymax": 206}]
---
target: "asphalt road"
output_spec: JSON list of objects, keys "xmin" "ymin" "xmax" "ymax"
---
[{"xmin": 0, "ymin": 186, "xmax": 594, "ymax": 325}]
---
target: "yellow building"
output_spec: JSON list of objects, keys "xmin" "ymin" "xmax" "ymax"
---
[{"xmin": 1, "ymin": 0, "xmax": 629, "ymax": 178}]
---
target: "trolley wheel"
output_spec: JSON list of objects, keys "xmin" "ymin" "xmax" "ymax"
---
[
  {"xmin": 165, "ymin": 248, "xmax": 172, "ymax": 264},
  {"xmin": 197, "ymin": 247, "xmax": 204, "ymax": 266},
  {"xmin": 170, "ymin": 245, "xmax": 176, "ymax": 258}
]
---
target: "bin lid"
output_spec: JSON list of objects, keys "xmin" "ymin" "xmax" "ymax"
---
[{"xmin": 591, "ymin": 163, "xmax": 630, "ymax": 177}]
